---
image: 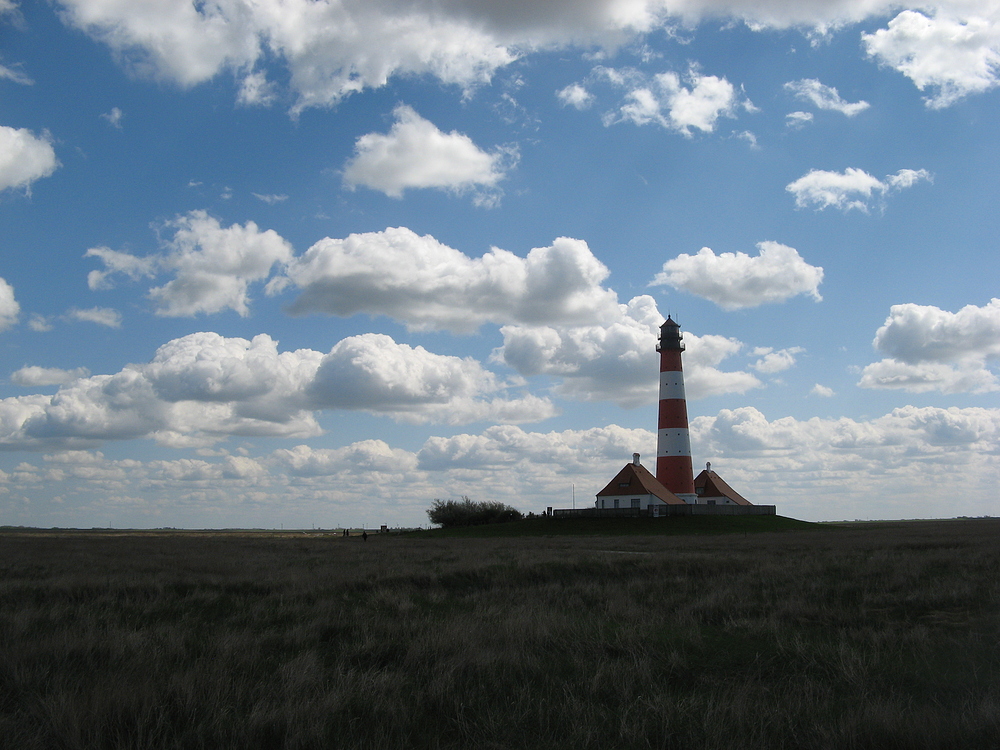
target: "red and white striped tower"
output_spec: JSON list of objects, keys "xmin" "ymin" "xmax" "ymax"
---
[{"xmin": 656, "ymin": 317, "xmax": 697, "ymax": 503}]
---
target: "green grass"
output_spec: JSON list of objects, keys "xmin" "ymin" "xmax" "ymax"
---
[{"xmin": 2, "ymin": 519, "xmax": 999, "ymax": 749}]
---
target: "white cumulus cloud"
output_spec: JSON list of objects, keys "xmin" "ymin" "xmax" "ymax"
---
[
  {"xmin": 734, "ymin": 130, "xmax": 759, "ymax": 148},
  {"xmin": 270, "ymin": 440, "xmax": 419, "ymax": 477},
  {"xmin": 651, "ymin": 241, "xmax": 824, "ymax": 310},
  {"xmin": 0, "ymin": 60, "xmax": 33, "ymax": 85},
  {"xmin": 859, "ymin": 299, "xmax": 1000, "ymax": 394},
  {"xmin": 85, "ymin": 246, "xmax": 159, "ymax": 290},
  {"xmin": 496, "ymin": 294, "xmax": 762, "ymax": 406},
  {"xmin": 150, "ymin": 211, "xmax": 294, "ymax": 317},
  {"xmin": 602, "ymin": 65, "xmax": 747, "ymax": 136},
  {"xmin": 857, "ymin": 358, "xmax": 998, "ymax": 394},
  {"xmin": 66, "ymin": 307, "xmax": 122, "ymax": 328},
  {"xmin": 237, "ymin": 71, "xmax": 277, "ymax": 106},
  {"xmin": 871, "ymin": 299, "xmax": 1000, "ymax": 364},
  {"xmin": 784, "ymin": 78, "xmax": 870, "ymax": 116},
  {"xmin": 141, "ymin": 332, "xmax": 320, "ymax": 407},
  {"xmin": 307, "ymin": 333, "xmax": 556, "ymax": 425},
  {"xmin": 417, "ymin": 423, "xmax": 654, "ymax": 472},
  {"xmin": 86, "ymin": 211, "xmax": 293, "ymax": 317},
  {"xmin": 786, "ymin": 167, "xmax": 932, "ymax": 212},
  {"xmin": 252, "ymin": 192, "xmax": 288, "ymax": 204},
  {"xmin": 0, "ymin": 125, "xmax": 58, "ymax": 192},
  {"xmin": 28, "ymin": 314, "xmax": 52, "ymax": 332},
  {"xmin": 0, "ymin": 276, "xmax": 19, "ymax": 331},
  {"xmin": 279, "ymin": 227, "xmax": 620, "ymax": 333},
  {"xmin": 750, "ymin": 347, "xmax": 804, "ymax": 374},
  {"xmin": 557, "ymin": 83, "xmax": 595, "ymax": 109},
  {"xmin": 342, "ymin": 105, "xmax": 514, "ymax": 203},
  {"xmin": 786, "ymin": 111, "xmax": 814, "ymax": 128},
  {"xmin": 88, "ymin": 221, "xmax": 624, "ymax": 330},
  {"xmin": 864, "ymin": 7, "xmax": 1000, "ymax": 108},
  {"xmin": 56, "ymin": 0, "xmax": 514, "ymax": 113},
  {"xmin": 11, "ymin": 366, "xmax": 92, "ymax": 387},
  {"xmin": 101, "ymin": 107, "xmax": 124, "ymax": 128}
]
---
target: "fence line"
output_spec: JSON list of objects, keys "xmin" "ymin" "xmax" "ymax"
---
[{"xmin": 551, "ymin": 505, "xmax": 776, "ymax": 519}]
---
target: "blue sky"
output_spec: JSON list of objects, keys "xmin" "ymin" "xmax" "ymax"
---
[{"xmin": 1, "ymin": 0, "xmax": 998, "ymax": 528}]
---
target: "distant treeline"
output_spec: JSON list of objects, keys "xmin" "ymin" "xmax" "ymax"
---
[{"xmin": 427, "ymin": 497, "xmax": 523, "ymax": 527}]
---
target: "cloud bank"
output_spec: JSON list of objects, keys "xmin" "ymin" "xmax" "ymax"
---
[
  {"xmin": 692, "ymin": 404, "xmax": 1000, "ymax": 519},
  {"xmin": 6, "ymin": 403, "xmax": 998, "ymax": 526},
  {"xmin": 50, "ymin": 1, "xmax": 1000, "ymax": 112},
  {"xmin": 0, "ymin": 331, "xmax": 554, "ymax": 450},
  {"xmin": 89, "ymin": 218, "xmax": 629, "ymax": 334}
]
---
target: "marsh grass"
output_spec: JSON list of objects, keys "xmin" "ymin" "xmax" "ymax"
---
[{"xmin": 2, "ymin": 520, "xmax": 999, "ymax": 749}]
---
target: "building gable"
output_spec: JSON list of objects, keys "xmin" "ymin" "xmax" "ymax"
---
[
  {"xmin": 596, "ymin": 462, "xmax": 688, "ymax": 505},
  {"xmin": 693, "ymin": 466, "xmax": 751, "ymax": 505}
]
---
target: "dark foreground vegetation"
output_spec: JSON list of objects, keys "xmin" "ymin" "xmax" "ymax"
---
[
  {"xmin": 426, "ymin": 496, "xmax": 523, "ymax": 527},
  {"xmin": 2, "ymin": 518, "xmax": 1000, "ymax": 749}
]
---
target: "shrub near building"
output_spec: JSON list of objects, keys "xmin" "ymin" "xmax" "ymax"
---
[{"xmin": 427, "ymin": 497, "xmax": 523, "ymax": 528}]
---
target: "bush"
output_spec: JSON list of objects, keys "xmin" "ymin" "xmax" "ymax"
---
[{"xmin": 427, "ymin": 496, "xmax": 523, "ymax": 528}]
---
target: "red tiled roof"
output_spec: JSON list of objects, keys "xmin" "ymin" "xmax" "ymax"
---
[
  {"xmin": 693, "ymin": 469, "xmax": 751, "ymax": 505},
  {"xmin": 596, "ymin": 462, "xmax": 688, "ymax": 505}
]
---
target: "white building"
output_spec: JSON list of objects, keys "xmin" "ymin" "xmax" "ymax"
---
[{"xmin": 595, "ymin": 453, "xmax": 688, "ymax": 511}]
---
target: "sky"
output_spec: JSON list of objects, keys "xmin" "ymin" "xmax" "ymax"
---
[{"xmin": 1, "ymin": 0, "xmax": 998, "ymax": 529}]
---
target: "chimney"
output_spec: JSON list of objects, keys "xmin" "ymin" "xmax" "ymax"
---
[{"xmin": 633, "ymin": 452, "xmax": 640, "ymax": 466}]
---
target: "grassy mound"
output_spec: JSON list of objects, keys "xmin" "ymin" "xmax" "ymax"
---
[{"xmin": 416, "ymin": 513, "xmax": 820, "ymax": 537}]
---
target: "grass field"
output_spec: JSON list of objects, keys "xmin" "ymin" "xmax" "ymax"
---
[{"xmin": 2, "ymin": 517, "xmax": 999, "ymax": 749}]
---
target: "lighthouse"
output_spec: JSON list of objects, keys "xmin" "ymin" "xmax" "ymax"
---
[
  {"xmin": 656, "ymin": 317, "xmax": 697, "ymax": 503},
  {"xmin": 583, "ymin": 315, "xmax": 769, "ymax": 517}
]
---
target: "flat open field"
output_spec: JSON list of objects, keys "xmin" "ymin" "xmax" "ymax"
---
[{"xmin": 2, "ymin": 518, "xmax": 999, "ymax": 749}]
